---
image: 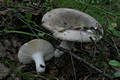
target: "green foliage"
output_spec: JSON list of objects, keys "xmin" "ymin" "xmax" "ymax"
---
[
  {"xmin": 4, "ymin": 30, "xmax": 38, "ymax": 37},
  {"xmin": 108, "ymin": 25, "xmax": 120, "ymax": 38},
  {"xmin": 106, "ymin": 18, "xmax": 120, "ymax": 39},
  {"xmin": 109, "ymin": 60, "xmax": 120, "ymax": 67},
  {"xmin": 114, "ymin": 72, "xmax": 120, "ymax": 78},
  {"xmin": 25, "ymin": 13, "xmax": 32, "ymax": 20},
  {"xmin": 23, "ymin": 0, "xmax": 29, "ymax": 2},
  {"xmin": 43, "ymin": 0, "xmax": 53, "ymax": 12},
  {"xmin": 109, "ymin": 60, "xmax": 120, "ymax": 77},
  {"xmin": 51, "ymin": 0, "xmax": 81, "ymax": 9}
]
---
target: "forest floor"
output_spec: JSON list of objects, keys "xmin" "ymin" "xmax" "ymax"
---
[{"xmin": 0, "ymin": 0, "xmax": 120, "ymax": 80}]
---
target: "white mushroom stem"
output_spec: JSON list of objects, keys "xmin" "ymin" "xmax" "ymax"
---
[
  {"xmin": 54, "ymin": 41, "xmax": 73, "ymax": 57},
  {"xmin": 32, "ymin": 52, "xmax": 45, "ymax": 72}
]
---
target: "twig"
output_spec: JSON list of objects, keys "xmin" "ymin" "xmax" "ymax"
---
[
  {"xmin": 56, "ymin": 46, "xmax": 114, "ymax": 80},
  {"xmin": 70, "ymin": 52, "xmax": 77, "ymax": 80}
]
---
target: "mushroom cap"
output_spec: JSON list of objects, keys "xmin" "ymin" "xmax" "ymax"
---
[
  {"xmin": 42, "ymin": 8, "xmax": 103, "ymax": 42},
  {"xmin": 18, "ymin": 39, "xmax": 54, "ymax": 64}
]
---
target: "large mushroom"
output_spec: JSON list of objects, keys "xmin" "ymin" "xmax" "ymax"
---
[
  {"xmin": 42, "ymin": 8, "xmax": 103, "ymax": 57},
  {"xmin": 18, "ymin": 39, "xmax": 54, "ymax": 72}
]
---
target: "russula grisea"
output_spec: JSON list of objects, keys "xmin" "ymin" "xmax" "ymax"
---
[
  {"xmin": 42, "ymin": 8, "xmax": 103, "ymax": 57},
  {"xmin": 18, "ymin": 39, "xmax": 54, "ymax": 72}
]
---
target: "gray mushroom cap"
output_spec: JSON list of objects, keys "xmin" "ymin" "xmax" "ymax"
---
[
  {"xmin": 42, "ymin": 8, "xmax": 103, "ymax": 42},
  {"xmin": 18, "ymin": 39, "xmax": 54, "ymax": 64},
  {"xmin": 18, "ymin": 39, "xmax": 55, "ymax": 72}
]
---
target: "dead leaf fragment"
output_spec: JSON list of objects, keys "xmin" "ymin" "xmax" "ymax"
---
[{"xmin": 0, "ymin": 63, "xmax": 9, "ymax": 79}]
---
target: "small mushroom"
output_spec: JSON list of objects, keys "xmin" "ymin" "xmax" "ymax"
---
[
  {"xmin": 18, "ymin": 39, "xmax": 54, "ymax": 72},
  {"xmin": 42, "ymin": 8, "xmax": 103, "ymax": 57}
]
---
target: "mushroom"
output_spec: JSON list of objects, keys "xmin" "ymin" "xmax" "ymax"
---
[
  {"xmin": 42, "ymin": 8, "xmax": 103, "ymax": 57},
  {"xmin": 18, "ymin": 39, "xmax": 54, "ymax": 72}
]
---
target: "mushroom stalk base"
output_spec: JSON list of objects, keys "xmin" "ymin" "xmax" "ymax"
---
[
  {"xmin": 54, "ymin": 41, "xmax": 73, "ymax": 57},
  {"xmin": 32, "ymin": 52, "xmax": 45, "ymax": 72}
]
